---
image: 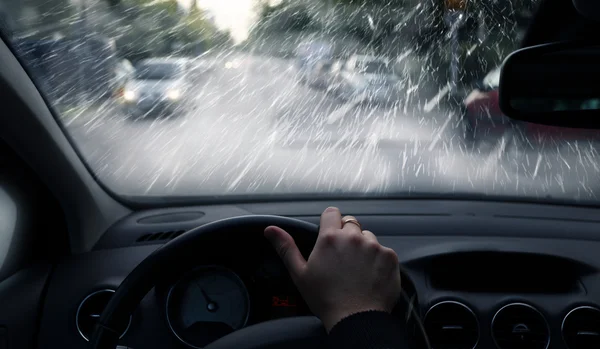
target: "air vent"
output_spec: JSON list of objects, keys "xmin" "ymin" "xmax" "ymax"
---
[
  {"xmin": 562, "ymin": 306, "xmax": 600, "ymax": 349},
  {"xmin": 492, "ymin": 303, "xmax": 549, "ymax": 349},
  {"xmin": 136, "ymin": 230, "xmax": 185, "ymax": 243},
  {"xmin": 424, "ymin": 301, "xmax": 479, "ymax": 349},
  {"xmin": 137, "ymin": 211, "xmax": 204, "ymax": 224},
  {"xmin": 76, "ymin": 290, "xmax": 132, "ymax": 341}
]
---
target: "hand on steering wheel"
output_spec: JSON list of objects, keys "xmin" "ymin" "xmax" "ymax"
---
[{"xmin": 265, "ymin": 207, "xmax": 402, "ymax": 331}]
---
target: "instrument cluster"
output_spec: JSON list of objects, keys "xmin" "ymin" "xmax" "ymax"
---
[{"xmin": 163, "ymin": 256, "xmax": 311, "ymax": 348}]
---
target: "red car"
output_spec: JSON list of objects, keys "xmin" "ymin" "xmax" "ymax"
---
[{"xmin": 462, "ymin": 67, "xmax": 516, "ymax": 144}]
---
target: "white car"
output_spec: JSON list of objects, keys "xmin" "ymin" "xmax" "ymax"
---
[
  {"xmin": 328, "ymin": 55, "xmax": 401, "ymax": 104},
  {"xmin": 122, "ymin": 58, "xmax": 191, "ymax": 117},
  {"xmin": 305, "ymin": 60, "xmax": 335, "ymax": 89}
]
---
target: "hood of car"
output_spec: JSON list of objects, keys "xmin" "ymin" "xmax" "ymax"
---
[
  {"xmin": 125, "ymin": 79, "xmax": 185, "ymax": 94},
  {"xmin": 364, "ymin": 73, "xmax": 397, "ymax": 84},
  {"xmin": 352, "ymin": 71, "xmax": 396, "ymax": 80},
  {"xmin": 343, "ymin": 72, "xmax": 398, "ymax": 88}
]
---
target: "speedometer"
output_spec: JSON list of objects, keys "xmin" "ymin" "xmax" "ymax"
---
[{"xmin": 166, "ymin": 266, "xmax": 250, "ymax": 348}]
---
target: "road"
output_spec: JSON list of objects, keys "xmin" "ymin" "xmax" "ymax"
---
[{"xmin": 61, "ymin": 52, "xmax": 600, "ymax": 202}]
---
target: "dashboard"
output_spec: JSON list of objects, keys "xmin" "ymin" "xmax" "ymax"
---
[{"xmin": 36, "ymin": 199, "xmax": 600, "ymax": 349}]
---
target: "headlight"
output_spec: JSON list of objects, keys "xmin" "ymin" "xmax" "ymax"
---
[
  {"xmin": 224, "ymin": 60, "xmax": 240, "ymax": 69},
  {"xmin": 123, "ymin": 90, "xmax": 137, "ymax": 101},
  {"xmin": 166, "ymin": 89, "xmax": 182, "ymax": 100}
]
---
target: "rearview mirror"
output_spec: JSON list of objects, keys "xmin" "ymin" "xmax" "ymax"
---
[{"xmin": 499, "ymin": 42, "xmax": 600, "ymax": 129}]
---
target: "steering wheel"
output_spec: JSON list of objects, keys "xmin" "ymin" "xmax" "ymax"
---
[{"xmin": 90, "ymin": 215, "xmax": 324, "ymax": 349}]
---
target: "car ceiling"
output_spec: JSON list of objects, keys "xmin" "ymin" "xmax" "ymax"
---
[{"xmin": 522, "ymin": 0, "xmax": 600, "ymax": 47}]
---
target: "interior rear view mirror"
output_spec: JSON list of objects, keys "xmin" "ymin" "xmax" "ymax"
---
[{"xmin": 499, "ymin": 42, "xmax": 600, "ymax": 129}]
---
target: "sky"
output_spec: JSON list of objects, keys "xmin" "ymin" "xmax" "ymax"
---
[{"xmin": 176, "ymin": 0, "xmax": 261, "ymax": 43}]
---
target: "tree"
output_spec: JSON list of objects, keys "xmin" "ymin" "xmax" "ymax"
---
[
  {"xmin": 113, "ymin": 0, "xmax": 229, "ymax": 60},
  {"xmin": 253, "ymin": 0, "xmax": 314, "ymax": 33}
]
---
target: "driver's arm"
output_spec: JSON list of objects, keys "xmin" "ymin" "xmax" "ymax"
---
[{"xmin": 265, "ymin": 207, "xmax": 407, "ymax": 349}]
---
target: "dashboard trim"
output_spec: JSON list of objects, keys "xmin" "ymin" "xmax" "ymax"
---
[{"xmin": 36, "ymin": 203, "xmax": 600, "ymax": 349}]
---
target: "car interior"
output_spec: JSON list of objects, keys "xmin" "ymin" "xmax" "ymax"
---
[{"xmin": 2, "ymin": 0, "xmax": 600, "ymax": 349}]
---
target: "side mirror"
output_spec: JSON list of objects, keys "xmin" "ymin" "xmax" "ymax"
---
[{"xmin": 499, "ymin": 42, "xmax": 600, "ymax": 129}]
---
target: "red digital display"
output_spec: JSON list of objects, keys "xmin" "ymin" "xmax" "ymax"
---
[{"xmin": 272, "ymin": 296, "xmax": 297, "ymax": 307}]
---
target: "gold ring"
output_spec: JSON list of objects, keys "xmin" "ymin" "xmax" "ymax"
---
[{"xmin": 342, "ymin": 217, "xmax": 362, "ymax": 231}]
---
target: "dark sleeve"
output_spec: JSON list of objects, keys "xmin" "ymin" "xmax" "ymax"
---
[{"xmin": 325, "ymin": 310, "xmax": 409, "ymax": 349}]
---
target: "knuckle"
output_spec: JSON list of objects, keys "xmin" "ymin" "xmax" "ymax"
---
[
  {"xmin": 348, "ymin": 233, "xmax": 363, "ymax": 245},
  {"xmin": 381, "ymin": 247, "xmax": 399, "ymax": 264},
  {"xmin": 276, "ymin": 242, "xmax": 290, "ymax": 258},
  {"xmin": 322, "ymin": 233, "xmax": 337, "ymax": 245},
  {"xmin": 366, "ymin": 241, "xmax": 381, "ymax": 252}
]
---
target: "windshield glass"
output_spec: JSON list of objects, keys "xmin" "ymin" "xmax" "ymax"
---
[
  {"xmin": 483, "ymin": 67, "xmax": 501, "ymax": 89},
  {"xmin": 8, "ymin": 0, "xmax": 592, "ymax": 204},
  {"xmin": 135, "ymin": 63, "xmax": 182, "ymax": 80},
  {"xmin": 360, "ymin": 61, "xmax": 391, "ymax": 74}
]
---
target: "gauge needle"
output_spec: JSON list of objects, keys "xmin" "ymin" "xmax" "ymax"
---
[{"xmin": 199, "ymin": 287, "xmax": 219, "ymax": 312}]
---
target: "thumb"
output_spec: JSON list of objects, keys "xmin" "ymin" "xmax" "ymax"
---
[{"xmin": 264, "ymin": 226, "xmax": 306, "ymax": 280}]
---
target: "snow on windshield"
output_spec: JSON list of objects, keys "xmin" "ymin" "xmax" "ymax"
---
[{"xmin": 5, "ymin": 0, "xmax": 600, "ymax": 203}]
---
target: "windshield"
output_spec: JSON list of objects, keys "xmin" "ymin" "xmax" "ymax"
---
[
  {"xmin": 483, "ymin": 67, "xmax": 501, "ymax": 89},
  {"xmin": 8, "ymin": 0, "xmax": 594, "ymax": 204},
  {"xmin": 134, "ymin": 63, "xmax": 182, "ymax": 80},
  {"xmin": 360, "ymin": 61, "xmax": 391, "ymax": 74}
]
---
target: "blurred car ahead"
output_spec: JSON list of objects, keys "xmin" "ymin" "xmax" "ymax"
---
[
  {"xmin": 462, "ymin": 66, "xmax": 515, "ymax": 144},
  {"xmin": 122, "ymin": 58, "xmax": 191, "ymax": 117},
  {"xmin": 327, "ymin": 55, "xmax": 401, "ymax": 105}
]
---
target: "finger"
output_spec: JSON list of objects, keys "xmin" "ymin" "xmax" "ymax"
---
[
  {"xmin": 264, "ymin": 226, "xmax": 307, "ymax": 279},
  {"xmin": 320, "ymin": 207, "xmax": 342, "ymax": 232},
  {"xmin": 341, "ymin": 215, "xmax": 362, "ymax": 234},
  {"xmin": 361, "ymin": 230, "xmax": 378, "ymax": 243}
]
